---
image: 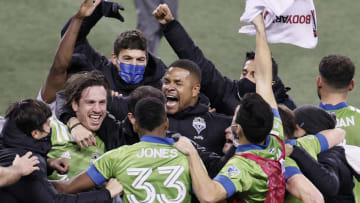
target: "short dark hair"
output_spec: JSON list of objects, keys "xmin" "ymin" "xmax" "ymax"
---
[
  {"xmin": 64, "ymin": 71, "xmax": 110, "ymax": 109},
  {"xmin": 278, "ymin": 104, "xmax": 296, "ymax": 139},
  {"xmin": 113, "ymin": 30, "xmax": 147, "ymax": 56},
  {"xmin": 319, "ymin": 54, "xmax": 355, "ymax": 89},
  {"xmin": 128, "ymin": 86, "xmax": 166, "ymax": 113},
  {"xmin": 134, "ymin": 97, "xmax": 167, "ymax": 131},
  {"xmin": 235, "ymin": 93, "xmax": 273, "ymax": 143},
  {"xmin": 169, "ymin": 59, "xmax": 202, "ymax": 83},
  {"xmin": 244, "ymin": 51, "xmax": 278, "ymax": 80},
  {"xmin": 5, "ymin": 99, "xmax": 52, "ymax": 136}
]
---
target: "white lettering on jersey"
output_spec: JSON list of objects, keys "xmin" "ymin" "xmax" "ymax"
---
[
  {"xmin": 136, "ymin": 148, "xmax": 178, "ymax": 158},
  {"xmin": 336, "ymin": 116, "xmax": 355, "ymax": 128}
]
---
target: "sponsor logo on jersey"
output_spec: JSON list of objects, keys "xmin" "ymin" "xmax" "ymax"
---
[
  {"xmin": 136, "ymin": 148, "xmax": 178, "ymax": 159},
  {"xmin": 61, "ymin": 151, "xmax": 71, "ymax": 159},
  {"xmin": 194, "ymin": 135, "xmax": 204, "ymax": 140},
  {"xmin": 227, "ymin": 165, "xmax": 241, "ymax": 178},
  {"xmin": 192, "ymin": 117, "xmax": 206, "ymax": 134}
]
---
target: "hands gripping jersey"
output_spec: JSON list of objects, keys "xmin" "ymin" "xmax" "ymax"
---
[
  {"xmin": 214, "ymin": 109, "xmax": 286, "ymax": 202},
  {"xmin": 319, "ymin": 102, "xmax": 360, "ymax": 202},
  {"xmin": 87, "ymin": 135, "xmax": 192, "ymax": 203},
  {"xmin": 47, "ymin": 117, "xmax": 106, "ymax": 180},
  {"xmin": 284, "ymin": 133, "xmax": 329, "ymax": 203}
]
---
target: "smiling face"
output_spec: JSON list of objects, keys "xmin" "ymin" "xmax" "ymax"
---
[
  {"xmin": 162, "ymin": 67, "xmax": 200, "ymax": 115},
  {"xmin": 72, "ymin": 86, "xmax": 107, "ymax": 132}
]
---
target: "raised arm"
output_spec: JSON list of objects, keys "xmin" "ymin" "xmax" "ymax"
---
[
  {"xmin": 253, "ymin": 15, "xmax": 277, "ymax": 109},
  {"xmin": 41, "ymin": 0, "xmax": 101, "ymax": 104},
  {"xmin": 153, "ymin": 4, "xmax": 239, "ymax": 115}
]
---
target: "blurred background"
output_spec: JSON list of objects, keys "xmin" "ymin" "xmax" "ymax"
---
[{"xmin": 0, "ymin": 0, "xmax": 359, "ymax": 114}]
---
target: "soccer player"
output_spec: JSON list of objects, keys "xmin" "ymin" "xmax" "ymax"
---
[
  {"xmin": 0, "ymin": 99, "xmax": 122, "ymax": 202},
  {"xmin": 174, "ymin": 14, "xmax": 285, "ymax": 202},
  {"xmin": 47, "ymin": 71, "xmax": 111, "ymax": 180},
  {"xmin": 52, "ymin": 97, "xmax": 193, "ymax": 202},
  {"xmin": 316, "ymin": 54, "xmax": 360, "ymax": 200}
]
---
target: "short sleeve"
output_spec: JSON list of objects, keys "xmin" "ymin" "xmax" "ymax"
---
[
  {"xmin": 285, "ymin": 157, "xmax": 302, "ymax": 180},
  {"xmin": 296, "ymin": 134, "xmax": 328, "ymax": 156},
  {"xmin": 213, "ymin": 157, "xmax": 252, "ymax": 198},
  {"xmin": 88, "ymin": 149, "xmax": 121, "ymax": 184},
  {"xmin": 270, "ymin": 108, "xmax": 284, "ymax": 141}
]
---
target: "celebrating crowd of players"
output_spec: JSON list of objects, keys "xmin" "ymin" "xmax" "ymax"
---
[{"xmin": 0, "ymin": 0, "xmax": 359, "ymax": 202}]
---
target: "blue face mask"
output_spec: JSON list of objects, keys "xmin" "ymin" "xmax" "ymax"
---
[{"xmin": 118, "ymin": 62, "xmax": 145, "ymax": 84}]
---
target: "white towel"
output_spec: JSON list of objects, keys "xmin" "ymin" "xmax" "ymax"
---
[
  {"xmin": 344, "ymin": 144, "xmax": 360, "ymax": 178},
  {"xmin": 239, "ymin": 0, "xmax": 318, "ymax": 49}
]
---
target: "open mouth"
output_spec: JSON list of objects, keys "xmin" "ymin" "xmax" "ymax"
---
[
  {"xmin": 89, "ymin": 114, "xmax": 102, "ymax": 124},
  {"xmin": 166, "ymin": 95, "xmax": 179, "ymax": 108}
]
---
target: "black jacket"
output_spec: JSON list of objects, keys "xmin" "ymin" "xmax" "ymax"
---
[
  {"xmin": 168, "ymin": 94, "xmax": 232, "ymax": 155},
  {"xmin": 61, "ymin": 6, "xmax": 167, "ymax": 96},
  {"xmin": 162, "ymin": 20, "xmax": 296, "ymax": 115},
  {"xmin": 0, "ymin": 119, "xmax": 111, "ymax": 203},
  {"xmin": 290, "ymin": 146, "xmax": 356, "ymax": 203}
]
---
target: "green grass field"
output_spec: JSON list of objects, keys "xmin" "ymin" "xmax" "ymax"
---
[
  {"xmin": 0, "ymin": 0, "xmax": 359, "ymax": 114},
  {"xmin": 0, "ymin": 0, "xmax": 360, "ymax": 199}
]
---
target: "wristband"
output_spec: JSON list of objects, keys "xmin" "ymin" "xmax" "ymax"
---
[{"xmin": 69, "ymin": 122, "xmax": 81, "ymax": 131}]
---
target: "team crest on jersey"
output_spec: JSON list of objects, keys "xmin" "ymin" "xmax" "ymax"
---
[
  {"xmin": 227, "ymin": 165, "xmax": 241, "ymax": 178},
  {"xmin": 192, "ymin": 117, "xmax": 206, "ymax": 134},
  {"xmin": 90, "ymin": 152, "xmax": 101, "ymax": 164}
]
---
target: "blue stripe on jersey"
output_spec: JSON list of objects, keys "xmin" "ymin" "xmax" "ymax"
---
[
  {"xmin": 272, "ymin": 108, "xmax": 280, "ymax": 118},
  {"xmin": 315, "ymin": 133, "xmax": 329, "ymax": 152},
  {"xmin": 236, "ymin": 135, "xmax": 271, "ymax": 153},
  {"xmin": 141, "ymin": 135, "xmax": 175, "ymax": 145},
  {"xmin": 285, "ymin": 166, "xmax": 302, "ymax": 180},
  {"xmin": 213, "ymin": 175, "xmax": 236, "ymax": 198},
  {"xmin": 86, "ymin": 165, "xmax": 107, "ymax": 186},
  {"xmin": 319, "ymin": 102, "xmax": 348, "ymax": 110},
  {"xmin": 285, "ymin": 139, "xmax": 297, "ymax": 146}
]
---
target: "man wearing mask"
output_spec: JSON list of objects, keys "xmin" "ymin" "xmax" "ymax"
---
[
  {"xmin": 60, "ymin": 0, "xmax": 167, "ymax": 96},
  {"xmin": 153, "ymin": 4, "xmax": 296, "ymax": 116}
]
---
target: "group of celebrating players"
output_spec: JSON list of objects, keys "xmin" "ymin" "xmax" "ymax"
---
[{"xmin": 0, "ymin": 0, "xmax": 359, "ymax": 202}]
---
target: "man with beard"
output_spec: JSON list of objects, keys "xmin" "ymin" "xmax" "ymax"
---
[
  {"xmin": 316, "ymin": 54, "xmax": 360, "ymax": 201},
  {"xmin": 153, "ymin": 4, "xmax": 296, "ymax": 116},
  {"xmin": 0, "ymin": 99, "xmax": 122, "ymax": 202}
]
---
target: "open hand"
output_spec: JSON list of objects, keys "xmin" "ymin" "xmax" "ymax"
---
[
  {"xmin": 12, "ymin": 151, "xmax": 40, "ymax": 176},
  {"xmin": 75, "ymin": 0, "xmax": 102, "ymax": 19}
]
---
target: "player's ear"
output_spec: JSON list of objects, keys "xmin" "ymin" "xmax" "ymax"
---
[
  {"xmin": 317, "ymin": 76, "xmax": 322, "ymax": 88},
  {"xmin": 164, "ymin": 118, "xmax": 169, "ymax": 131},
  {"xmin": 111, "ymin": 53, "xmax": 119, "ymax": 68},
  {"xmin": 128, "ymin": 113, "xmax": 136, "ymax": 125},
  {"xmin": 349, "ymin": 80, "xmax": 355, "ymax": 91}
]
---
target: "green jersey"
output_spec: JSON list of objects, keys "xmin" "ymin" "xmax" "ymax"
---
[
  {"xmin": 87, "ymin": 135, "xmax": 192, "ymax": 203},
  {"xmin": 284, "ymin": 133, "xmax": 328, "ymax": 203},
  {"xmin": 319, "ymin": 102, "xmax": 360, "ymax": 202},
  {"xmin": 213, "ymin": 109, "xmax": 285, "ymax": 202},
  {"xmin": 47, "ymin": 117, "xmax": 105, "ymax": 180}
]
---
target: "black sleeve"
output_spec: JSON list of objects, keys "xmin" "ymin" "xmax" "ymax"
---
[
  {"xmin": 162, "ymin": 20, "xmax": 239, "ymax": 115},
  {"xmin": 107, "ymin": 96, "xmax": 129, "ymax": 121},
  {"xmin": 55, "ymin": 91, "xmax": 75, "ymax": 124},
  {"xmin": 191, "ymin": 140, "xmax": 235, "ymax": 178},
  {"xmin": 290, "ymin": 146, "xmax": 340, "ymax": 196}
]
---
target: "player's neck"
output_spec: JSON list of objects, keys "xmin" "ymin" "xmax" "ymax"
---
[
  {"xmin": 139, "ymin": 129, "xmax": 167, "ymax": 138},
  {"xmin": 320, "ymin": 91, "xmax": 348, "ymax": 106}
]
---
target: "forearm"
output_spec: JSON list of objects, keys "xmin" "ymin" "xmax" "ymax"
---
[
  {"xmin": 286, "ymin": 174, "xmax": 324, "ymax": 203},
  {"xmin": 188, "ymin": 151, "xmax": 225, "ymax": 203},
  {"xmin": 0, "ymin": 166, "xmax": 21, "ymax": 187},
  {"xmin": 290, "ymin": 146, "xmax": 340, "ymax": 195}
]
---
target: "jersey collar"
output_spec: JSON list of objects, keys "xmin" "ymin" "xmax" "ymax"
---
[
  {"xmin": 319, "ymin": 102, "xmax": 348, "ymax": 110},
  {"xmin": 236, "ymin": 135, "xmax": 271, "ymax": 153},
  {"xmin": 141, "ymin": 135, "xmax": 175, "ymax": 145}
]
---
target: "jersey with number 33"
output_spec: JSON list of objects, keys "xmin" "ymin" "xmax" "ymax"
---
[{"xmin": 86, "ymin": 135, "xmax": 192, "ymax": 203}]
